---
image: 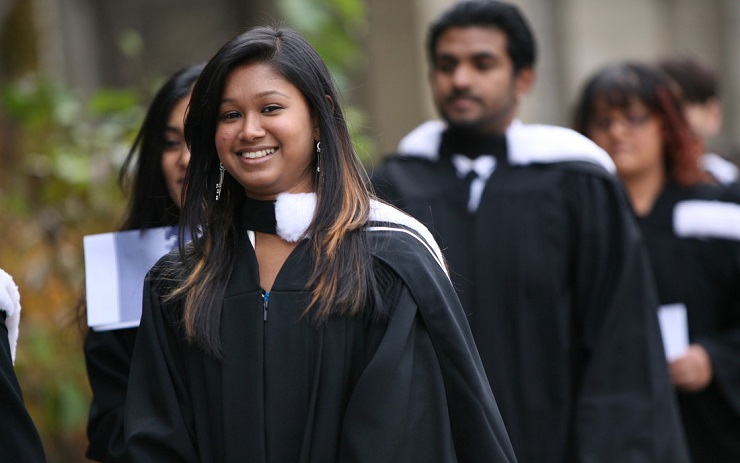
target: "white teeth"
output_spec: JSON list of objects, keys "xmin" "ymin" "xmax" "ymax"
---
[{"xmin": 239, "ymin": 148, "xmax": 276, "ymax": 159}]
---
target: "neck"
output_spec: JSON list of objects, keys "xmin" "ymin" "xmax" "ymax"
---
[{"xmin": 621, "ymin": 167, "xmax": 667, "ymax": 217}]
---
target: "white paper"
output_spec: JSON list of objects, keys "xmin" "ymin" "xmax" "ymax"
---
[
  {"xmin": 84, "ymin": 226, "xmax": 182, "ymax": 331},
  {"xmin": 657, "ymin": 303, "xmax": 690, "ymax": 361}
]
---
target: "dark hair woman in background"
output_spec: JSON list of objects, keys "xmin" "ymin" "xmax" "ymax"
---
[
  {"xmin": 83, "ymin": 63, "xmax": 204, "ymax": 462},
  {"xmin": 573, "ymin": 62, "xmax": 740, "ymax": 463}
]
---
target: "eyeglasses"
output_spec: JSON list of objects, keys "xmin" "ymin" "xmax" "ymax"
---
[{"xmin": 589, "ymin": 112, "xmax": 653, "ymax": 133}]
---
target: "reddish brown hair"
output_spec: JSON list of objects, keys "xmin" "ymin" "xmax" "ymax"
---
[{"xmin": 572, "ymin": 62, "xmax": 708, "ymax": 187}]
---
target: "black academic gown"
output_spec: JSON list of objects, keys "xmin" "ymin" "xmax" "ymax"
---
[
  {"xmin": 371, "ymin": 126, "xmax": 690, "ymax": 463},
  {"xmin": 84, "ymin": 327, "xmax": 138, "ymax": 462},
  {"xmin": 0, "ymin": 312, "xmax": 46, "ymax": 462},
  {"xmin": 123, "ymin": 217, "xmax": 516, "ymax": 462},
  {"xmin": 638, "ymin": 182, "xmax": 740, "ymax": 463}
]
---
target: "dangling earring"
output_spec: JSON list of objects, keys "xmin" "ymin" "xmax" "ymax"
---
[
  {"xmin": 315, "ymin": 141, "xmax": 321, "ymax": 173},
  {"xmin": 215, "ymin": 162, "xmax": 225, "ymax": 201}
]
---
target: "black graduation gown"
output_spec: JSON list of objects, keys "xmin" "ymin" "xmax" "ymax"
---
[
  {"xmin": 0, "ymin": 312, "xmax": 46, "ymax": 462},
  {"xmin": 638, "ymin": 182, "xmax": 740, "ymax": 463},
  {"xmin": 123, "ymin": 221, "xmax": 516, "ymax": 462},
  {"xmin": 84, "ymin": 326, "xmax": 138, "ymax": 461},
  {"xmin": 372, "ymin": 144, "xmax": 689, "ymax": 462}
]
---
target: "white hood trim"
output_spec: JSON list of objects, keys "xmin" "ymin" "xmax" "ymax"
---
[
  {"xmin": 674, "ymin": 200, "xmax": 740, "ymax": 241},
  {"xmin": 397, "ymin": 119, "xmax": 616, "ymax": 173},
  {"xmin": 273, "ymin": 192, "xmax": 447, "ymax": 273}
]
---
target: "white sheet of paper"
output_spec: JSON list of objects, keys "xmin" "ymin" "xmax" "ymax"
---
[
  {"xmin": 84, "ymin": 226, "xmax": 181, "ymax": 331},
  {"xmin": 657, "ymin": 303, "xmax": 690, "ymax": 361}
]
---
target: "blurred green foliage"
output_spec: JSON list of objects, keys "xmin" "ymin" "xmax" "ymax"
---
[
  {"xmin": 0, "ymin": 1, "xmax": 368, "ymax": 461},
  {"xmin": 279, "ymin": 0, "xmax": 376, "ymax": 163},
  {"xmin": 1, "ymin": 74, "xmax": 147, "ymax": 462}
]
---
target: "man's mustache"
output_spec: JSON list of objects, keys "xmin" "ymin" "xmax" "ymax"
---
[{"xmin": 445, "ymin": 91, "xmax": 484, "ymax": 105}]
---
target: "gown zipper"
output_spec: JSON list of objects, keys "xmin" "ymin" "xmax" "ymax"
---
[{"xmin": 262, "ymin": 290, "xmax": 270, "ymax": 321}]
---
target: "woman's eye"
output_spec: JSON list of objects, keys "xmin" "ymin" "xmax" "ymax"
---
[
  {"xmin": 221, "ymin": 111, "xmax": 240, "ymax": 120},
  {"xmin": 164, "ymin": 139, "xmax": 181, "ymax": 149},
  {"xmin": 263, "ymin": 105, "xmax": 282, "ymax": 114}
]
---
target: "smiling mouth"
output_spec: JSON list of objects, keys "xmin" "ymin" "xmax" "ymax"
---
[{"xmin": 239, "ymin": 148, "xmax": 276, "ymax": 159}]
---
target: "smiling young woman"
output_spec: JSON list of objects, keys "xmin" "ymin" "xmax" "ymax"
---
[{"xmin": 122, "ymin": 25, "xmax": 516, "ymax": 462}]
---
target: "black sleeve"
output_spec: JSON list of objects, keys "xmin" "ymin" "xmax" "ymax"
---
[
  {"xmin": 361, "ymin": 236, "xmax": 517, "ymax": 463},
  {"xmin": 567, "ymin": 171, "xmax": 690, "ymax": 462},
  {"xmin": 696, "ymin": 232, "xmax": 740, "ymax": 418},
  {"xmin": 123, "ymin": 278, "xmax": 198, "ymax": 462},
  {"xmin": 83, "ymin": 327, "xmax": 137, "ymax": 462},
  {"xmin": 0, "ymin": 312, "xmax": 46, "ymax": 463}
]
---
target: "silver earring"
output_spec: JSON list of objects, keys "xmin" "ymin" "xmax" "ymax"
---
[
  {"xmin": 316, "ymin": 142, "xmax": 321, "ymax": 173},
  {"xmin": 215, "ymin": 162, "xmax": 225, "ymax": 201}
]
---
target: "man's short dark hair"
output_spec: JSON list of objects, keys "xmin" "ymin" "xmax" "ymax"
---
[
  {"xmin": 427, "ymin": 0, "xmax": 536, "ymax": 73},
  {"xmin": 659, "ymin": 57, "xmax": 718, "ymax": 104}
]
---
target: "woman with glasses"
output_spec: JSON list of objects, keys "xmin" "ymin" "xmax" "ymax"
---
[{"xmin": 573, "ymin": 61, "xmax": 740, "ymax": 463}]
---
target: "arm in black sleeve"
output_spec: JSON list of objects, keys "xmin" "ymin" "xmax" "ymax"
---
[
  {"xmin": 568, "ymin": 171, "xmax": 690, "ymax": 463},
  {"xmin": 84, "ymin": 327, "xmax": 137, "ymax": 461},
  {"xmin": 123, "ymin": 277, "xmax": 197, "ymax": 462},
  {"xmin": 352, "ymin": 235, "xmax": 516, "ymax": 462},
  {"xmin": 0, "ymin": 312, "xmax": 46, "ymax": 463}
]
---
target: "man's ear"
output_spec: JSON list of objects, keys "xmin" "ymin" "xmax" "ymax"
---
[{"xmin": 514, "ymin": 68, "xmax": 536, "ymax": 101}]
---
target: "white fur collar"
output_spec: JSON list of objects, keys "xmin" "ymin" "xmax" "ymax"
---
[
  {"xmin": 275, "ymin": 192, "xmax": 317, "ymax": 242},
  {"xmin": 397, "ymin": 119, "xmax": 616, "ymax": 173},
  {"xmin": 0, "ymin": 268, "xmax": 21, "ymax": 363},
  {"xmin": 272, "ymin": 192, "xmax": 447, "ymax": 273}
]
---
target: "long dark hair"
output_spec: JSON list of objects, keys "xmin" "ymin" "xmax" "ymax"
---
[
  {"xmin": 174, "ymin": 26, "xmax": 377, "ymax": 357},
  {"xmin": 118, "ymin": 63, "xmax": 205, "ymax": 230},
  {"xmin": 572, "ymin": 62, "xmax": 707, "ymax": 187},
  {"xmin": 76, "ymin": 64, "xmax": 204, "ymax": 331}
]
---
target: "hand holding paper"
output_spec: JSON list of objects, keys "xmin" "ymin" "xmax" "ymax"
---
[{"xmin": 657, "ymin": 303, "xmax": 689, "ymax": 361}]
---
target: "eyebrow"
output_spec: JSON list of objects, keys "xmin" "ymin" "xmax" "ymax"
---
[
  {"xmin": 221, "ymin": 90, "xmax": 291, "ymax": 103},
  {"xmin": 434, "ymin": 51, "xmax": 499, "ymax": 62}
]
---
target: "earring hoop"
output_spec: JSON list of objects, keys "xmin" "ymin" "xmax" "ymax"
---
[{"xmin": 316, "ymin": 142, "xmax": 321, "ymax": 173}]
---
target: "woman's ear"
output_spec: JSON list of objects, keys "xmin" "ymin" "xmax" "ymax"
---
[{"xmin": 314, "ymin": 94, "xmax": 335, "ymax": 139}]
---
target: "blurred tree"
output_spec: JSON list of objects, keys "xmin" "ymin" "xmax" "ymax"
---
[{"xmin": 0, "ymin": 1, "xmax": 370, "ymax": 461}]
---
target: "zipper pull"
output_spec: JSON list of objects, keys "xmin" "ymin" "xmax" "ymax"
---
[{"xmin": 262, "ymin": 291, "xmax": 270, "ymax": 321}]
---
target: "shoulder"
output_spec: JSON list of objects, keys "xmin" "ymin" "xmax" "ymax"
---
[
  {"xmin": 366, "ymin": 200, "xmax": 448, "ymax": 277},
  {"xmin": 506, "ymin": 121, "xmax": 616, "ymax": 173},
  {"xmin": 145, "ymin": 248, "xmax": 189, "ymax": 296},
  {"xmin": 673, "ymin": 190, "xmax": 740, "ymax": 241},
  {"xmin": 396, "ymin": 120, "xmax": 446, "ymax": 161},
  {"xmin": 392, "ymin": 119, "xmax": 616, "ymax": 173},
  {"xmin": 702, "ymin": 152, "xmax": 739, "ymax": 185}
]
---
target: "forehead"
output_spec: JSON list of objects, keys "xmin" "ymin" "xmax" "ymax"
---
[
  {"xmin": 222, "ymin": 62, "xmax": 295, "ymax": 96},
  {"xmin": 592, "ymin": 94, "xmax": 649, "ymax": 113},
  {"xmin": 434, "ymin": 26, "xmax": 509, "ymax": 58}
]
